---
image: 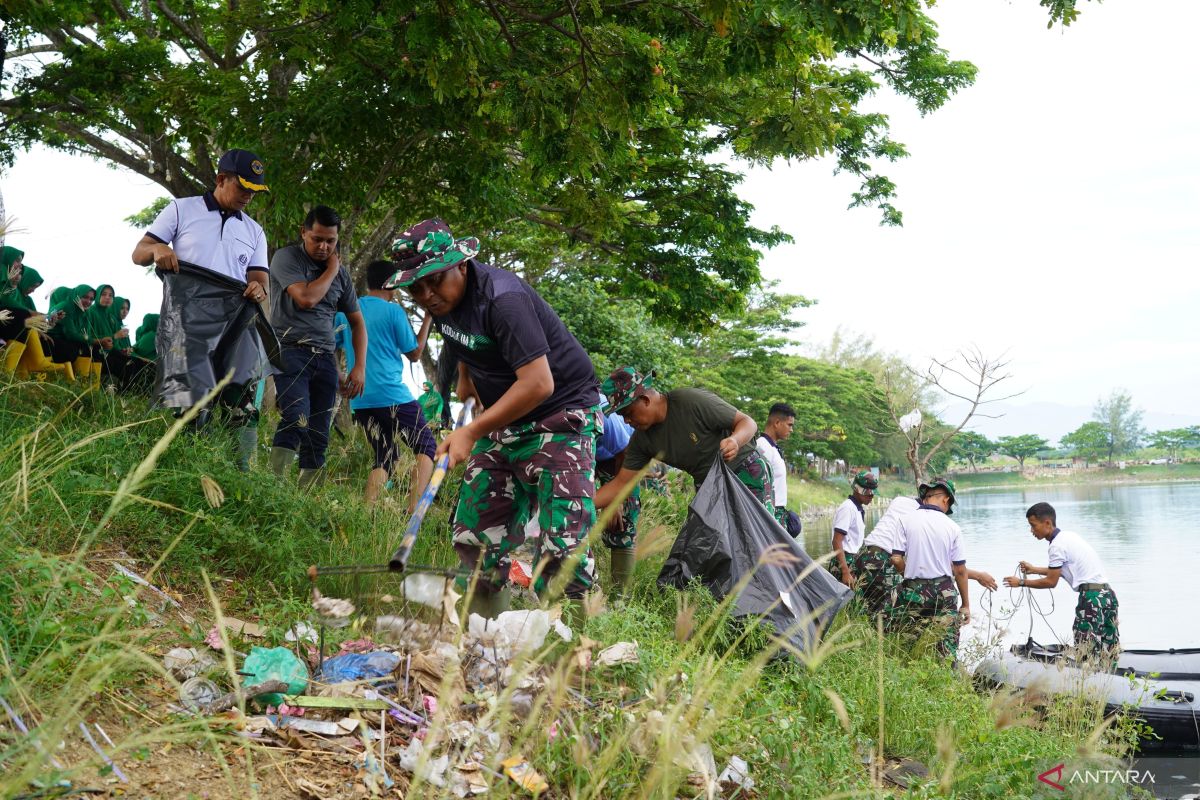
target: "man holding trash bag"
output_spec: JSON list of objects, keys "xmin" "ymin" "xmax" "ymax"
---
[
  {"xmin": 131, "ymin": 148, "xmax": 271, "ymax": 470},
  {"xmin": 594, "ymin": 367, "xmax": 774, "ymax": 512}
]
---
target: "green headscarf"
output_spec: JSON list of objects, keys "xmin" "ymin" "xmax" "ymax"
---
[
  {"xmin": 17, "ymin": 266, "xmax": 43, "ymax": 312},
  {"xmin": 133, "ymin": 313, "xmax": 159, "ymax": 361},
  {"xmin": 86, "ymin": 284, "xmax": 122, "ymax": 349},
  {"xmin": 49, "ymin": 284, "xmax": 96, "ymax": 344},
  {"xmin": 113, "ymin": 297, "xmax": 132, "ymax": 350},
  {"xmin": 0, "ymin": 246, "xmax": 25, "ymax": 311}
]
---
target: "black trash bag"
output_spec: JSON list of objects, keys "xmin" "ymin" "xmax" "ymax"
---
[
  {"xmin": 658, "ymin": 457, "xmax": 852, "ymax": 657},
  {"xmin": 155, "ymin": 264, "xmax": 279, "ymax": 409}
]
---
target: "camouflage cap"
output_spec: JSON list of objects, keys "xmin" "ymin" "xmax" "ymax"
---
[
  {"xmin": 385, "ymin": 218, "xmax": 480, "ymax": 289},
  {"xmin": 918, "ymin": 476, "xmax": 958, "ymax": 513},
  {"xmin": 852, "ymin": 470, "xmax": 879, "ymax": 492},
  {"xmin": 601, "ymin": 367, "xmax": 655, "ymax": 413}
]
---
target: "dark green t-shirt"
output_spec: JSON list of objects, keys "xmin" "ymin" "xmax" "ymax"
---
[{"xmin": 624, "ymin": 388, "xmax": 757, "ymax": 488}]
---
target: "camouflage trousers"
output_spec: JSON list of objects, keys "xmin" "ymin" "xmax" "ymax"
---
[
  {"xmin": 1074, "ymin": 586, "xmax": 1120, "ymax": 655},
  {"xmin": 733, "ymin": 451, "xmax": 775, "ymax": 511},
  {"xmin": 452, "ymin": 406, "xmax": 601, "ymax": 598},
  {"xmin": 854, "ymin": 546, "xmax": 902, "ymax": 615},
  {"xmin": 885, "ymin": 576, "xmax": 962, "ymax": 660},
  {"xmin": 596, "ymin": 462, "xmax": 641, "ymax": 550}
]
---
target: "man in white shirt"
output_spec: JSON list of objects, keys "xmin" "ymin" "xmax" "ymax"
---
[
  {"xmin": 831, "ymin": 470, "xmax": 877, "ymax": 587},
  {"xmin": 131, "ymin": 149, "xmax": 271, "ymax": 470},
  {"xmin": 1003, "ymin": 502, "xmax": 1119, "ymax": 657},
  {"xmin": 886, "ymin": 477, "xmax": 971, "ymax": 660},
  {"xmin": 862, "ymin": 494, "xmax": 997, "ymax": 616},
  {"xmin": 756, "ymin": 402, "xmax": 801, "ymax": 535}
]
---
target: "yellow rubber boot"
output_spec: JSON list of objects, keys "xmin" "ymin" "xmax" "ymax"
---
[
  {"xmin": 19, "ymin": 334, "xmax": 67, "ymax": 380},
  {"xmin": 72, "ymin": 357, "xmax": 92, "ymax": 385},
  {"xmin": 3, "ymin": 340, "xmax": 27, "ymax": 374},
  {"xmin": 90, "ymin": 361, "xmax": 102, "ymax": 389}
]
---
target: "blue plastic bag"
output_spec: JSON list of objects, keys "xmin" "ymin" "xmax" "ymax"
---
[{"xmin": 319, "ymin": 651, "xmax": 402, "ymax": 683}]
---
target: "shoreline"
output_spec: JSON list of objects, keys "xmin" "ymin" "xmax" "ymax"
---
[{"xmin": 954, "ymin": 473, "xmax": 1200, "ymax": 493}]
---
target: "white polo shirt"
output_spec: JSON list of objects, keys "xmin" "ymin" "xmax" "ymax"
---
[
  {"xmin": 146, "ymin": 193, "xmax": 268, "ymax": 283},
  {"xmin": 832, "ymin": 497, "xmax": 866, "ymax": 555},
  {"xmin": 863, "ymin": 495, "xmax": 920, "ymax": 553},
  {"xmin": 756, "ymin": 435, "xmax": 788, "ymax": 507},
  {"xmin": 1046, "ymin": 529, "xmax": 1108, "ymax": 590},
  {"xmin": 892, "ymin": 505, "xmax": 966, "ymax": 579}
]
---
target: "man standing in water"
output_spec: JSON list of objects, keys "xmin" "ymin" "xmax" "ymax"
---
[{"xmin": 1003, "ymin": 502, "xmax": 1119, "ymax": 658}]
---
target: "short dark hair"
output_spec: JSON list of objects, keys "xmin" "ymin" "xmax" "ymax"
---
[
  {"xmin": 768, "ymin": 402, "xmax": 795, "ymax": 420},
  {"xmin": 1026, "ymin": 502, "xmax": 1056, "ymax": 524},
  {"xmin": 367, "ymin": 259, "xmax": 398, "ymax": 290},
  {"xmin": 304, "ymin": 205, "xmax": 342, "ymax": 230}
]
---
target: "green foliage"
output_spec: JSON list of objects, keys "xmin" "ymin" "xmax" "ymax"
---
[
  {"xmin": 537, "ymin": 277, "xmax": 681, "ymax": 379},
  {"xmin": 996, "ymin": 434, "xmax": 1049, "ymax": 470},
  {"xmin": 1059, "ymin": 420, "xmax": 1110, "ymax": 465},
  {"xmin": 122, "ymin": 197, "xmax": 170, "ymax": 230},
  {"xmin": 951, "ymin": 430, "xmax": 996, "ymax": 472},
  {"xmin": 1092, "ymin": 389, "xmax": 1144, "ymax": 461},
  {"xmin": 1, "ymin": 0, "xmax": 1005, "ymax": 331},
  {"xmin": 1146, "ymin": 425, "xmax": 1200, "ymax": 461}
]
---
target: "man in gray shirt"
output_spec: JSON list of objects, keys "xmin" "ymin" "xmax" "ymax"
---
[{"xmin": 268, "ymin": 205, "xmax": 367, "ymax": 487}]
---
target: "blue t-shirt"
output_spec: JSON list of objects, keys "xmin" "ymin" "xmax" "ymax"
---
[
  {"xmin": 596, "ymin": 412, "xmax": 633, "ymax": 461},
  {"xmin": 335, "ymin": 296, "xmax": 418, "ymax": 411}
]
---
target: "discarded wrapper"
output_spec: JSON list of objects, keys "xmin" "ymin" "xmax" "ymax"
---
[
  {"xmin": 501, "ymin": 755, "xmax": 549, "ymax": 794},
  {"xmin": 178, "ymin": 677, "xmax": 220, "ymax": 712},
  {"xmin": 596, "ymin": 641, "xmax": 639, "ymax": 666},
  {"xmin": 718, "ymin": 755, "xmax": 755, "ymax": 790}
]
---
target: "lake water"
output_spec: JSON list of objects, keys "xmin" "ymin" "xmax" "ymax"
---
[{"xmin": 806, "ymin": 481, "xmax": 1200, "ymax": 650}]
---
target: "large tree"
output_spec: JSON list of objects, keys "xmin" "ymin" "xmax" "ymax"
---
[
  {"xmin": 950, "ymin": 430, "xmax": 995, "ymax": 472},
  {"xmin": 1059, "ymin": 421, "xmax": 1108, "ymax": 467},
  {"xmin": 996, "ymin": 434, "xmax": 1048, "ymax": 472},
  {"xmin": 2, "ymin": 0, "xmax": 1087, "ymax": 333},
  {"xmin": 1146, "ymin": 426, "xmax": 1200, "ymax": 463},
  {"xmin": 1093, "ymin": 389, "xmax": 1144, "ymax": 462}
]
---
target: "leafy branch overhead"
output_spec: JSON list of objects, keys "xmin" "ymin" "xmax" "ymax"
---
[{"xmin": 0, "ymin": 0, "xmax": 1015, "ymax": 330}]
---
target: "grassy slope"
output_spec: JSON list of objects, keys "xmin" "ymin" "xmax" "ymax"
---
[{"xmin": 0, "ymin": 379, "xmax": 1142, "ymax": 798}]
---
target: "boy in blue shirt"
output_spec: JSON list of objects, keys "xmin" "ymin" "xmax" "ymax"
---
[
  {"xmin": 335, "ymin": 260, "xmax": 435, "ymax": 509},
  {"xmin": 596, "ymin": 408, "xmax": 640, "ymax": 598}
]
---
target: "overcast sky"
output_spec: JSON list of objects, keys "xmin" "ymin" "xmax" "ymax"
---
[{"xmin": 2, "ymin": 0, "xmax": 1197, "ymax": 441}]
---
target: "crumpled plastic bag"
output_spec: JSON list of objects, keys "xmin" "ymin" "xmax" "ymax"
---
[
  {"xmin": 242, "ymin": 646, "xmax": 310, "ymax": 706},
  {"xmin": 467, "ymin": 610, "xmax": 562, "ymax": 661},
  {"xmin": 318, "ymin": 651, "xmax": 402, "ymax": 683}
]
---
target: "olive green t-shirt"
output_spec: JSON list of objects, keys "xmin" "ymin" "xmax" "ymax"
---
[{"xmin": 624, "ymin": 388, "xmax": 757, "ymax": 488}]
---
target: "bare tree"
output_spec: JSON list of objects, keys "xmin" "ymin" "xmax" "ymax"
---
[{"xmin": 878, "ymin": 347, "xmax": 1021, "ymax": 486}]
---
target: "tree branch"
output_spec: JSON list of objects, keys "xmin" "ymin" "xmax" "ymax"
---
[{"xmin": 155, "ymin": 0, "xmax": 225, "ymax": 67}]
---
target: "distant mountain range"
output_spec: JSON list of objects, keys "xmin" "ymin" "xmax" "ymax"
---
[{"xmin": 941, "ymin": 400, "xmax": 1200, "ymax": 446}]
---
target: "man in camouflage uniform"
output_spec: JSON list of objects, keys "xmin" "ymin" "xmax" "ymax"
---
[
  {"xmin": 856, "ymin": 495, "xmax": 920, "ymax": 614},
  {"xmin": 1004, "ymin": 502, "xmax": 1119, "ymax": 659},
  {"xmin": 593, "ymin": 367, "xmax": 773, "ymax": 513},
  {"xmin": 886, "ymin": 477, "xmax": 971, "ymax": 660},
  {"xmin": 389, "ymin": 219, "xmax": 602, "ymax": 619}
]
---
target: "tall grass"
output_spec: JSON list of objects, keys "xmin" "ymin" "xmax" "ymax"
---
[{"xmin": 0, "ymin": 375, "xmax": 1142, "ymax": 798}]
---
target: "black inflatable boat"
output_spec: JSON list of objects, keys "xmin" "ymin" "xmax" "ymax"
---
[{"xmin": 975, "ymin": 641, "xmax": 1200, "ymax": 750}]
